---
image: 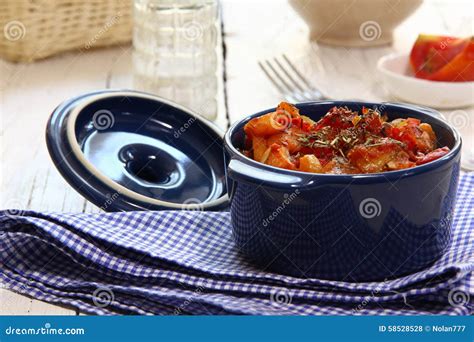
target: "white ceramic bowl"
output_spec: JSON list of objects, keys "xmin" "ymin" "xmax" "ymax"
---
[
  {"xmin": 377, "ymin": 53, "xmax": 474, "ymax": 109},
  {"xmin": 289, "ymin": 0, "xmax": 423, "ymax": 47}
]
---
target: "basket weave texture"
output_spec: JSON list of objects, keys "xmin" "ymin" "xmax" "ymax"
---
[{"xmin": 0, "ymin": 0, "xmax": 132, "ymax": 62}]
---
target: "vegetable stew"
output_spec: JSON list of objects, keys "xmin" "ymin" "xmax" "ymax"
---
[{"xmin": 242, "ymin": 102, "xmax": 450, "ymax": 174}]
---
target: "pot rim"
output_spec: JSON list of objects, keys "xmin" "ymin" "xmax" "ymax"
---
[{"xmin": 224, "ymin": 101, "xmax": 462, "ymax": 183}]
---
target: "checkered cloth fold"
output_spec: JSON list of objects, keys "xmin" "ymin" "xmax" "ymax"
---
[{"xmin": 1, "ymin": 173, "xmax": 473, "ymax": 315}]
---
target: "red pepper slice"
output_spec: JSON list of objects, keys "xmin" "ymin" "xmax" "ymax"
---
[
  {"xmin": 416, "ymin": 147, "xmax": 450, "ymax": 165},
  {"xmin": 406, "ymin": 118, "xmax": 421, "ymax": 126},
  {"xmin": 291, "ymin": 117, "xmax": 302, "ymax": 128}
]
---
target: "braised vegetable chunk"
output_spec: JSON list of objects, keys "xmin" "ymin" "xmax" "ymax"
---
[
  {"xmin": 242, "ymin": 102, "xmax": 450, "ymax": 174},
  {"xmin": 244, "ymin": 112, "xmax": 287, "ymax": 137},
  {"xmin": 347, "ymin": 138, "xmax": 414, "ymax": 173},
  {"xmin": 383, "ymin": 118, "xmax": 435, "ymax": 153},
  {"xmin": 299, "ymin": 154, "xmax": 322, "ymax": 173},
  {"xmin": 252, "ymin": 136, "xmax": 270, "ymax": 163},
  {"xmin": 415, "ymin": 147, "xmax": 450, "ymax": 165},
  {"xmin": 266, "ymin": 144, "xmax": 296, "ymax": 170},
  {"xmin": 322, "ymin": 156, "xmax": 360, "ymax": 174}
]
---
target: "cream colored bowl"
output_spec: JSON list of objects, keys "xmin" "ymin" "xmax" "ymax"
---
[{"xmin": 289, "ymin": 0, "xmax": 423, "ymax": 47}]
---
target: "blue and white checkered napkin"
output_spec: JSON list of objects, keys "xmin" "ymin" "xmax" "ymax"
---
[{"xmin": 1, "ymin": 173, "xmax": 473, "ymax": 315}]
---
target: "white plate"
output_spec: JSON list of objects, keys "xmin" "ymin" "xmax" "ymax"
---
[{"xmin": 377, "ymin": 53, "xmax": 474, "ymax": 109}]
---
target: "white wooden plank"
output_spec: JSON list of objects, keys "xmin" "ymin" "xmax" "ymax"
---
[
  {"xmin": 0, "ymin": 289, "xmax": 75, "ymax": 316},
  {"xmin": 0, "ymin": 48, "xmax": 130, "ymax": 315}
]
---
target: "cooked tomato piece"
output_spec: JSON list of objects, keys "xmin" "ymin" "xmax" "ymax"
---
[
  {"xmin": 301, "ymin": 115, "xmax": 316, "ymax": 132},
  {"xmin": 360, "ymin": 107, "xmax": 384, "ymax": 134},
  {"xmin": 416, "ymin": 147, "xmax": 450, "ymax": 165},
  {"xmin": 385, "ymin": 118, "xmax": 435, "ymax": 153},
  {"xmin": 311, "ymin": 146, "xmax": 336, "ymax": 163},
  {"xmin": 315, "ymin": 106, "xmax": 358, "ymax": 130}
]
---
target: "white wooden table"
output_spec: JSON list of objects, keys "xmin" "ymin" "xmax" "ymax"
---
[{"xmin": 1, "ymin": 0, "xmax": 472, "ymax": 315}]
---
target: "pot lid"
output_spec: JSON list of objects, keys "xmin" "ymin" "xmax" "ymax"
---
[{"xmin": 46, "ymin": 90, "xmax": 229, "ymax": 212}]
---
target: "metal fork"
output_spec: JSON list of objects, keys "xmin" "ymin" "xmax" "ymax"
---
[{"xmin": 258, "ymin": 54, "xmax": 329, "ymax": 102}]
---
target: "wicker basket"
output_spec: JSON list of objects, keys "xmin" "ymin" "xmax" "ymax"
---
[{"xmin": 0, "ymin": 0, "xmax": 132, "ymax": 63}]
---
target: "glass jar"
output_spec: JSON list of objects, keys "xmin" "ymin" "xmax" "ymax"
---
[{"xmin": 133, "ymin": 0, "xmax": 218, "ymax": 120}]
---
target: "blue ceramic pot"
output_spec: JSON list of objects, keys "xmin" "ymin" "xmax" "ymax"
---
[{"xmin": 224, "ymin": 102, "xmax": 462, "ymax": 281}]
